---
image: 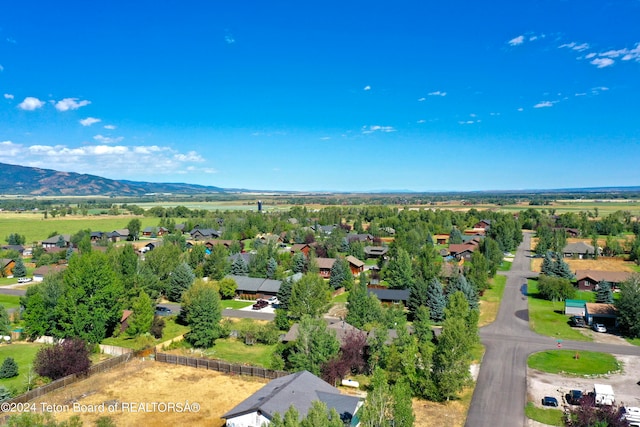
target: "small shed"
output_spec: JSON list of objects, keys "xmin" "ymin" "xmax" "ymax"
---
[{"xmin": 564, "ymin": 299, "xmax": 586, "ymax": 317}]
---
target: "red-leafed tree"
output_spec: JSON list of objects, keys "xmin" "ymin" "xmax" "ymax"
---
[
  {"xmin": 321, "ymin": 329, "xmax": 368, "ymax": 385},
  {"xmin": 565, "ymin": 393, "xmax": 630, "ymax": 427},
  {"xmin": 34, "ymin": 338, "xmax": 91, "ymax": 380}
]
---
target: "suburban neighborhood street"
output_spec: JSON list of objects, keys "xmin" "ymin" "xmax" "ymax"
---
[{"xmin": 466, "ymin": 232, "xmax": 640, "ymax": 427}]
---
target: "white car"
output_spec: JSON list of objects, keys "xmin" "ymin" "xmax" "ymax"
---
[
  {"xmin": 267, "ymin": 296, "xmax": 279, "ymax": 305},
  {"xmin": 17, "ymin": 277, "xmax": 32, "ymax": 283},
  {"xmin": 592, "ymin": 323, "xmax": 607, "ymax": 333}
]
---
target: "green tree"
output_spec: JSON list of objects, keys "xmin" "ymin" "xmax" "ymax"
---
[
  {"xmin": 277, "ymin": 276, "xmax": 294, "ymax": 310},
  {"xmin": 0, "ymin": 357, "xmax": 18, "ymax": 379},
  {"xmin": 360, "ymin": 367, "xmax": 392, "ymax": 427},
  {"xmin": 413, "ymin": 305, "xmax": 434, "ymax": 343},
  {"xmin": 126, "ymin": 290, "xmax": 154, "ymax": 337},
  {"xmin": 552, "ymin": 253, "xmax": 574, "ymax": 280},
  {"xmin": 55, "ymin": 251, "xmax": 124, "ymax": 343},
  {"xmin": 203, "ymin": 244, "xmax": 230, "ymax": 280},
  {"xmin": 346, "ymin": 273, "xmax": 382, "ymax": 328},
  {"xmin": 433, "ymin": 291, "xmax": 478, "ymax": 401},
  {"xmin": 21, "ymin": 273, "xmax": 65, "ymax": 339},
  {"xmin": 292, "ymin": 252, "xmax": 306, "ymax": 274},
  {"xmin": 188, "ymin": 244, "xmax": 207, "ymax": 270},
  {"xmin": 426, "ymin": 278, "xmax": 446, "ymax": 322},
  {"xmin": 616, "ymin": 274, "xmax": 640, "ymax": 338},
  {"xmin": 384, "ymin": 248, "xmax": 414, "ymax": 289},
  {"xmin": 267, "ymin": 257, "xmax": 278, "ymax": 279},
  {"xmin": 391, "ymin": 378, "xmax": 415, "ymax": 427},
  {"xmin": 466, "ymin": 251, "xmax": 489, "ymax": 293},
  {"xmin": 591, "ymin": 234, "xmax": 599, "ymax": 260},
  {"xmin": 5, "ymin": 233, "xmax": 26, "ymax": 246},
  {"xmin": 289, "ymin": 274, "xmax": 331, "ymax": 320},
  {"xmin": 534, "ymin": 225, "xmax": 553, "ymax": 255},
  {"xmin": 449, "ymin": 227, "xmax": 463, "ymax": 244},
  {"xmin": 541, "ymin": 251, "xmax": 554, "ymax": 275},
  {"xmin": 12, "ymin": 257, "xmax": 26, "ymax": 278},
  {"xmin": 301, "ymin": 401, "xmax": 344, "ymax": 427},
  {"xmin": 595, "ymin": 281, "xmax": 613, "ymax": 304},
  {"xmin": 143, "ymin": 243, "xmax": 184, "ymax": 294},
  {"xmin": 480, "ymin": 237, "xmax": 504, "ymax": 277},
  {"xmin": 537, "ymin": 275, "xmax": 576, "ymax": 302},
  {"xmin": 182, "ymin": 280, "xmax": 222, "ymax": 348},
  {"xmin": 230, "ymin": 256, "xmax": 249, "ymax": 276},
  {"xmin": 287, "ymin": 315, "xmax": 340, "ymax": 376},
  {"xmin": 415, "ymin": 243, "xmax": 441, "ymax": 282},
  {"xmin": 126, "ymin": 218, "xmax": 142, "ymax": 241},
  {"xmin": 328, "ymin": 258, "xmax": 349, "ymax": 290},
  {"xmin": 217, "ymin": 277, "xmax": 238, "ymax": 299},
  {"xmin": 167, "ymin": 262, "xmax": 195, "ymax": 302},
  {"xmin": 446, "ymin": 275, "xmax": 479, "ymax": 311}
]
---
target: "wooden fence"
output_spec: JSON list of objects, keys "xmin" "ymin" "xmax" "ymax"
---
[
  {"xmin": 155, "ymin": 352, "xmax": 289, "ymax": 380},
  {"xmin": 2, "ymin": 351, "xmax": 134, "ymax": 408}
]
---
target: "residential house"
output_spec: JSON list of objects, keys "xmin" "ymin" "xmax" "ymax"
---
[
  {"xmin": 0, "ymin": 259, "xmax": 16, "ymax": 278},
  {"xmin": 90, "ymin": 232, "xmax": 106, "ymax": 242},
  {"xmin": 205, "ymin": 240, "xmax": 236, "ymax": 252},
  {"xmin": 554, "ymin": 227, "xmax": 580, "ymax": 238},
  {"xmin": 448, "ymin": 243, "xmax": 478, "ymax": 261},
  {"xmin": 345, "ymin": 255, "xmax": 364, "ymax": 276},
  {"xmin": 120, "ymin": 310, "xmax": 133, "ymax": 333},
  {"xmin": 434, "ymin": 234, "xmax": 449, "ymax": 245},
  {"xmin": 225, "ymin": 275, "xmax": 282, "ymax": 298},
  {"xmin": 563, "ymin": 242, "xmax": 597, "ymax": 259},
  {"xmin": 141, "ymin": 226, "xmax": 168, "ymax": 237},
  {"xmin": 41, "ymin": 234, "xmax": 72, "ymax": 248},
  {"xmin": 33, "ymin": 264, "xmax": 67, "ymax": 282},
  {"xmin": 473, "ymin": 219, "xmax": 492, "ymax": 230},
  {"xmin": 311, "ymin": 224, "xmax": 337, "ymax": 235},
  {"xmin": 174, "ymin": 223, "xmax": 186, "ymax": 233},
  {"xmin": 316, "ymin": 258, "xmax": 337, "ymax": 279},
  {"xmin": 347, "ymin": 234, "xmax": 374, "ymax": 244},
  {"xmin": 290, "ymin": 243, "xmax": 312, "ymax": 257},
  {"xmin": 190, "ymin": 228, "xmax": 221, "ymax": 241},
  {"xmin": 107, "ymin": 229, "xmax": 130, "ymax": 242},
  {"xmin": 364, "ymin": 246, "xmax": 388, "ymax": 258},
  {"xmin": 575, "ymin": 270, "xmax": 632, "ymax": 291},
  {"xmin": 367, "ymin": 287, "xmax": 410, "ymax": 306},
  {"xmin": 0, "ymin": 245, "xmax": 25, "ymax": 255},
  {"xmin": 222, "ymin": 370, "xmax": 362, "ymax": 427},
  {"xmin": 381, "ymin": 226, "xmax": 396, "ymax": 235}
]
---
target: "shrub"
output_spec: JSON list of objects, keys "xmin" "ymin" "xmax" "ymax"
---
[
  {"xmin": 34, "ymin": 338, "xmax": 91, "ymax": 380},
  {"xmin": 0, "ymin": 357, "xmax": 18, "ymax": 379},
  {"xmin": 150, "ymin": 316, "xmax": 165, "ymax": 339}
]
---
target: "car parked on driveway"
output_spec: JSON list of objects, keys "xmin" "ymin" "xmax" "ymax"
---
[
  {"xmin": 267, "ymin": 296, "xmax": 279, "ymax": 305},
  {"xmin": 155, "ymin": 306, "xmax": 172, "ymax": 316},
  {"xmin": 592, "ymin": 323, "xmax": 607, "ymax": 333},
  {"xmin": 252, "ymin": 299, "xmax": 268, "ymax": 310},
  {"xmin": 17, "ymin": 277, "xmax": 32, "ymax": 283},
  {"xmin": 569, "ymin": 316, "xmax": 585, "ymax": 327},
  {"xmin": 566, "ymin": 389, "xmax": 583, "ymax": 405},
  {"xmin": 542, "ymin": 396, "xmax": 559, "ymax": 407}
]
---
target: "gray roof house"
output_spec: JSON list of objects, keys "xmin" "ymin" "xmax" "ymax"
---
[
  {"xmin": 226, "ymin": 275, "xmax": 282, "ymax": 296},
  {"xmin": 563, "ymin": 242, "xmax": 597, "ymax": 259},
  {"xmin": 222, "ymin": 370, "xmax": 362, "ymax": 427}
]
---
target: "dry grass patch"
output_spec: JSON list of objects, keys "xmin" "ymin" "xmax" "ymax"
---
[
  {"xmin": 531, "ymin": 256, "xmax": 636, "ymax": 273},
  {"xmin": 412, "ymin": 387, "xmax": 472, "ymax": 427},
  {"xmin": 29, "ymin": 359, "xmax": 268, "ymax": 427}
]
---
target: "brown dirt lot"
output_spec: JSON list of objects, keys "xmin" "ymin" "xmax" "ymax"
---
[
  {"xmin": 531, "ymin": 257, "xmax": 637, "ymax": 273},
  {"xmin": 23, "ymin": 358, "xmax": 472, "ymax": 427}
]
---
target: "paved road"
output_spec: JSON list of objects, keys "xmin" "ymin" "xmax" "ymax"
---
[
  {"xmin": 157, "ymin": 303, "xmax": 276, "ymax": 321},
  {"xmin": 465, "ymin": 233, "xmax": 640, "ymax": 427}
]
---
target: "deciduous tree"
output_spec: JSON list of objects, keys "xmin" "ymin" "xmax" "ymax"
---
[
  {"xmin": 616, "ymin": 273, "xmax": 640, "ymax": 338},
  {"xmin": 287, "ymin": 316, "xmax": 340, "ymax": 376},
  {"xmin": 288, "ymin": 274, "xmax": 331, "ymax": 320},
  {"xmin": 34, "ymin": 338, "xmax": 91, "ymax": 380},
  {"xmin": 182, "ymin": 280, "xmax": 222, "ymax": 348},
  {"xmin": 126, "ymin": 290, "xmax": 154, "ymax": 337}
]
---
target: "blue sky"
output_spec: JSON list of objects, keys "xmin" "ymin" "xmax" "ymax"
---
[{"xmin": 1, "ymin": 1, "xmax": 639, "ymax": 192}]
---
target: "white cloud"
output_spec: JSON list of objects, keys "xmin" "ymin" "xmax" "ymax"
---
[
  {"xmin": 93, "ymin": 134, "xmax": 124, "ymax": 144},
  {"xmin": 6, "ymin": 38, "xmax": 16, "ymax": 44},
  {"xmin": 79, "ymin": 117, "xmax": 101, "ymax": 127},
  {"xmin": 225, "ymin": 35, "xmax": 235, "ymax": 44},
  {"xmin": 559, "ymin": 42, "xmax": 590, "ymax": 51},
  {"xmin": 417, "ymin": 97, "xmax": 426, "ymax": 102},
  {"xmin": 103, "ymin": 124, "xmax": 116, "ymax": 130},
  {"xmin": 508, "ymin": 35, "xmax": 524, "ymax": 46},
  {"xmin": 533, "ymin": 101, "xmax": 556, "ymax": 108},
  {"xmin": 173, "ymin": 151, "xmax": 204, "ymax": 162},
  {"xmin": 590, "ymin": 58, "xmax": 614, "ymax": 68},
  {"xmin": 428, "ymin": 91, "xmax": 447, "ymax": 96},
  {"xmin": 585, "ymin": 53, "xmax": 597, "ymax": 59},
  {"xmin": 3, "ymin": 94, "xmax": 13, "ymax": 99},
  {"xmin": 517, "ymin": 107, "xmax": 524, "ymax": 112},
  {"xmin": 361, "ymin": 125, "xmax": 396, "ymax": 134},
  {"xmin": 0, "ymin": 140, "xmax": 22, "ymax": 157},
  {"xmin": 417, "ymin": 119, "xmax": 426, "ymax": 123},
  {"xmin": 364, "ymin": 85, "xmax": 371, "ymax": 91},
  {"xmin": 18, "ymin": 97, "xmax": 45, "ymax": 111},
  {"xmin": 54, "ymin": 98, "xmax": 91, "ymax": 112}
]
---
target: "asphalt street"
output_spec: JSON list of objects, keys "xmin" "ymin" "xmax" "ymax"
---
[{"xmin": 465, "ymin": 232, "xmax": 640, "ymax": 427}]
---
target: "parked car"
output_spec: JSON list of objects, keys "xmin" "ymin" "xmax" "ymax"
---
[
  {"xmin": 17, "ymin": 277, "xmax": 32, "ymax": 283},
  {"xmin": 267, "ymin": 296, "xmax": 279, "ymax": 305},
  {"xmin": 569, "ymin": 316, "xmax": 586, "ymax": 327},
  {"xmin": 566, "ymin": 389, "xmax": 583, "ymax": 405},
  {"xmin": 155, "ymin": 306, "xmax": 172, "ymax": 316},
  {"xmin": 542, "ymin": 396, "xmax": 559, "ymax": 407},
  {"xmin": 592, "ymin": 323, "xmax": 607, "ymax": 333},
  {"xmin": 252, "ymin": 300, "xmax": 268, "ymax": 310}
]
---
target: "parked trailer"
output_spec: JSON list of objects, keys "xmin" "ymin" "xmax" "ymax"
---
[{"xmin": 593, "ymin": 383, "xmax": 615, "ymax": 406}]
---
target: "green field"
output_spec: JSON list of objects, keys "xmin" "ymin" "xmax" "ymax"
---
[
  {"xmin": 102, "ymin": 317, "xmax": 189, "ymax": 350},
  {"xmin": 525, "ymin": 402, "xmax": 564, "ymax": 427},
  {"xmin": 0, "ymin": 343, "xmax": 42, "ymax": 394},
  {"xmin": 528, "ymin": 349, "xmax": 621, "ymax": 376},
  {"xmin": 0, "ymin": 295, "xmax": 20, "ymax": 310},
  {"xmin": 204, "ymin": 338, "xmax": 277, "ymax": 367},
  {"xmin": 527, "ymin": 279, "xmax": 592, "ymax": 342}
]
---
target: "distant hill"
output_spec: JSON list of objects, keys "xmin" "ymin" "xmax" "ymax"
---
[{"xmin": 0, "ymin": 162, "xmax": 225, "ymax": 196}]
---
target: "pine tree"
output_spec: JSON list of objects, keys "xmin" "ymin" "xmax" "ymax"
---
[
  {"xmin": 391, "ymin": 378, "xmax": 415, "ymax": 427},
  {"xmin": 596, "ymin": 281, "xmax": 614, "ymax": 304},
  {"xmin": 329, "ymin": 258, "xmax": 348, "ymax": 290},
  {"xmin": 408, "ymin": 278, "xmax": 429, "ymax": 319},
  {"xmin": 0, "ymin": 357, "xmax": 18, "ymax": 379},
  {"xmin": 266, "ymin": 257, "xmax": 278, "ymax": 279},
  {"xmin": 446, "ymin": 275, "xmax": 478, "ymax": 311},
  {"xmin": 168, "ymin": 262, "xmax": 195, "ymax": 302},
  {"xmin": 426, "ymin": 278, "xmax": 446, "ymax": 322},
  {"xmin": 182, "ymin": 280, "xmax": 222, "ymax": 348},
  {"xmin": 541, "ymin": 252, "xmax": 554, "ymax": 276},
  {"xmin": 12, "ymin": 257, "xmax": 26, "ymax": 278},
  {"xmin": 449, "ymin": 228, "xmax": 463, "ymax": 244},
  {"xmin": 384, "ymin": 248, "xmax": 414, "ymax": 289},
  {"xmin": 292, "ymin": 252, "xmax": 306, "ymax": 273},
  {"xmin": 230, "ymin": 256, "xmax": 249, "ymax": 275},
  {"xmin": 553, "ymin": 253, "xmax": 574, "ymax": 280}
]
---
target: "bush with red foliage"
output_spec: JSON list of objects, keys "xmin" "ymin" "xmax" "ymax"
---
[
  {"xmin": 321, "ymin": 329, "xmax": 367, "ymax": 385},
  {"xmin": 566, "ymin": 393, "xmax": 630, "ymax": 427},
  {"xmin": 34, "ymin": 338, "xmax": 91, "ymax": 380}
]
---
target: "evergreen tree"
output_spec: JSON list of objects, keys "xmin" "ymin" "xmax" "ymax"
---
[
  {"xmin": 535, "ymin": 225, "xmax": 553, "ymax": 255},
  {"xmin": 126, "ymin": 290, "xmax": 154, "ymax": 337},
  {"xmin": 0, "ymin": 357, "xmax": 18, "ymax": 379},
  {"xmin": 359, "ymin": 367, "xmax": 392, "ymax": 427},
  {"xmin": 616, "ymin": 274, "xmax": 640, "ymax": 338},
  {"xmin": 407, "ymin": 278, "xmax": 429, "ymax": 319},
  {"xmin": 182, "ymin": 280, "xmax": 222, "ymax": 348},
  {"xmin": 480, "ymin": 237, "xmax": 503, "ymax": 277},
  {"xmin": 552, "ymin": 253, "xmax": 574, "ymax": 280},
  {"xmin": 292, "ymin": 252, "xmax": 306, "ymax": 274},
  {"xmin": 346, "ymin": 273, "xmax": 382, "ymax": 329},
  {"xmin": 426, "ymin": 278, "xmax": 446, "ymax": 322},
  {"xmin": 230, "ymin": 256, "xmax": 249, "ymax": 275},
  {"xmin": 329, "ymin": 258, "xmax": 348, "ymax": 290},
  {"xmin": 203, "ymin": 244, "xmax": 230, "ymax": 280},
  {"xmin": 541, "ymin": 251, "xmax": 554, "ymax": 276},
  {"xmin": 0, "ymin": 305, "xmax": 9, "ymax": 337},
  {"xmin": 0, "ymin": 385, "xmax": 11, "ymax": 402},
  {"xmin": 12, "ymin": 257, "xmax": 26, "ymax": 278},
  {"xmin": 446, "ymin": 275, "xmax": 478, "ymax": 311},
  {"xmin": 267, "ymin": 257, "xmax": 278, "ymax": 279},
  {"xmin": 415, "ymin": 243, "xmax": 441, "ymax": 282},
  {"xmin": 449, "ymin": 228, "xmax": 463, "ymax": 244},
  {"xmin": 412, "ymin": 305, "xmax": 433, "ymax": 343},
  {"xmin": 276, "ymin": 277, "xmax": 294, "ymax": 310},
  {"xmin": 596, "ymin": 281, "xmax": 614, "ymax": 304},
  {"xmin": 167, "ymin": 262, "xmax": 195, "ymax": 302}
]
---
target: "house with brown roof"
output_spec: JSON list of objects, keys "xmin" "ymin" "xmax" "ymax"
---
[
  {"xmin": 315, "ymin": 257, "xmax": 336, "ymax": 279},
  {"xmin": 120, "ymin": 310, "xmax": 133, "ymax": 333},
  {"xmin": 0, "ymin": 259, "xmax": 16, "ymax": 278},
  {"xmin": 282, "ymin": 319, "xmax": 367, "ymax": 346},
  {"xmin": 33, "ymin": 264, "xmax": 67, "ymax": 282},
  {"xmin": 448, "ymin": 243, "xmax": 478, "ymax": 261},
  {"xmin": 473, "ymin": 219, "xmax": 492, "ymax": 230},
  {"xmin": 575, "ymin": 270, "xmax": 632, "ymax": 291},
  {"xmin": 434, "ymin": 234, "xmax": 449, "ymax": 245},
  {"xmin": 290, "ymin": 243, "xmax": 312, "ymax": 257},
  {"xmin": 584, "ymin": 303, "xmax": 618, "ymax": 327},
  {"xmin": 563, "ymin": 242, "xmax": 597, "ymax": 259},
  {"xmin": 345, "ymin": 255, "xmax": 364, "ymax": 276}
]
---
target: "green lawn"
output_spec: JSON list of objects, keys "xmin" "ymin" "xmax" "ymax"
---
[
  {"xmin": 574, "ymin": 290, "xmax": 595, "ymax": 303},
  {"xmin": 220, "ymin": 300, "xmax": 254, "ymax": 310},
  {"xmin": 0, "ymin": 295, "xmax": 20, "ymax": 310},
  {"xmin": 525, "ymin": 402, "xmax": 564, "ymax": 426},
  {"xmin": 527, "ymin": 279, "xmax": 592, "ymax": 342},
  {"xmin": 498, "ymin": 260, "xmax": 513, "ymax": 272},
  {"xmin": 528, "ymin": 350, "xmax": 621, "ymax": 376},
  {"xmin": 204, "ymin": 338, "xmax": 277, "ymax": 368},
  {"xmin": 333, "ymin": 291, "xmax": 349, "ymax": 303},
  {"xmin": 102, "ymin": 317, "xmax": 189, "ymax": 350},
  {"xmin": 0, "ymin": 343, "xmax": 42, "ymax": 394},
  {"xmin": 479, "ymin": 275, "xmax": 506, "ymax": 327}
]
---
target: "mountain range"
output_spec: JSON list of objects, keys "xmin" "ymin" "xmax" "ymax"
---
[{"xmin": 0, "ymin": 162, "xmax": 225, "ymax": 196}]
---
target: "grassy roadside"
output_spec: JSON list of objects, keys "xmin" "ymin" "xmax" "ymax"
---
[
  {"xmin": 525, "ymin": 402, "xmax": 564, "ymax": 426},
  {"xmin": 478, "ymin": 275, "xmax": 506, "ymax": 327},
  {"xmin": 527, "ymin": 279, "xmax": 592, "ymax": 342}
]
